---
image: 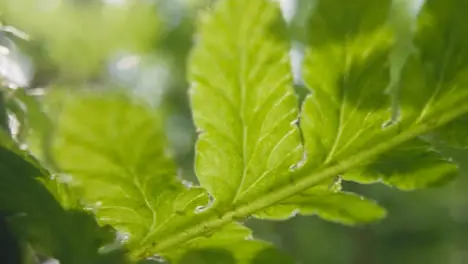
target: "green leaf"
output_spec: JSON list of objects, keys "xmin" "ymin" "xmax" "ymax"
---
[
  {"xmin": 3, "ymin": 89, "xmax": 57, "ymax": 169},
  {"xmin": 254, "ymin": 189, "xmax": 387, "ymax": 225},
  {"xmin": 22, "ymin": 0, "xmax": 468, "ymax": 261},
  {"xmin": 346, "ymin": 139, "xmax": 458, "ymax": 189},
  {"xmin": 400, "ymin": 0, "xmax": 468, "ymax": 149},
  {"xmin": 0, "ymin": 129, "xmax": 44, "ymax": 172},
  {"xmin": 300, "ymin": 0, "xmax": 394, "ymax": 168},
  {"xmin": 398, "ymin": 0, "xmax": 468, "ymax": 126},
  {"xmin": 299, "ymin": 0, "xmax": 464, "ymax": 189},
  {"xmin": 432, "ymin": 116, "xmax": 468, "ymax": 149},
  {"xmin": 178, "ymin": 245, "xmax": 292, "ymax": 264},
  {"xmin": 172, "ymin": 224, "xmax": 294, "ymax": 264},
  {"xmin": 188, "ymin": 0, "xmax": 385, "ymax": 226},
  {"xmin": 0, "ymin": 137, "xmax": 125, "ymax": 264},
  {"xmin": 132, "ymin": 0, "xmax": 468, "ymax": 259},
  {"xmin": 41, "ymin": 91, "xmax": 209, "ymax": 250},
  {"xmin": 189, "ymin": 0, "xmax": 303, "ymax": 207}
]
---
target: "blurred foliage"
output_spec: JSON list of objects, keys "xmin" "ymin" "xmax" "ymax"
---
[
  {"xmin": 1, "ymin": 0, "xmax": 468, "ymax": 263},
  {"xmin": 0, "ymin": 0, "xmax": 161, "ymax": 80}
]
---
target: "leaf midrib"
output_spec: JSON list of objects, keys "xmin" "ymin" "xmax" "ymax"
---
[{"xmin": 130, "ymin": 102, "xmax": 468, "ymax": 261}]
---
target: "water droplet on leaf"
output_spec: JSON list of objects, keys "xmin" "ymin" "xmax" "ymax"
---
[
  {"xmin": 181, "ymin": 180, "xmax": 193, "ymax": 188},
  {"xmin": 116, "ymin": 232, "xmax": 130, "ymax": 243},
  {"xmin": 195, "ymin": 205, "xmax": 207, "ymax": 213},
  {"xmin": 148, "ymin": 255, "xmax": 166, "ymax": 263}
]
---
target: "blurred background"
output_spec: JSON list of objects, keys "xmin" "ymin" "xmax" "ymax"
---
[{"xmin": 0, "ymin": 0, "xmax": 467, "ymax": 263}]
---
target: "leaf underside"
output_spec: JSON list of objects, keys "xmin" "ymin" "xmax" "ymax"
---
[{"xmin": 8, "ymin": 0, "xmax": 468, "ymax": 262}]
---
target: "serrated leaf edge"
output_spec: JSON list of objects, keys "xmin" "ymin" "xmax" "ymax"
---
[{"xmin": 131, "ymin": 102, "xmax": 468, "ymax": 260}]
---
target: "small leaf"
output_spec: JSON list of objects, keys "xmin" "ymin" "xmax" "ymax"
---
[
  {"xmin": 300, "ymin": 0, "xmax": 394, "ymax": 168},
  {"xmin": 398, "ymin": 0, "xmax": 468, "ymax": 126},
  {"xmin": 190, "ymin": 0, "xmax": 303, "ymax": 207},
  {"xmin": 255, "ymin": 189, "xmax": 387, "ymax": 225},
  {"xmin": 171, "ymin": 224, "xmax": 294, "ymax": 264},
  {"xmin": 346, "ymin": 139, "xmax": 458, "ymax": 189}
]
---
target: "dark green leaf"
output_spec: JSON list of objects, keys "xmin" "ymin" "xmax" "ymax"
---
[{"xmin": 0, "ymin": 139, "xmax": 126, "ymax": 263}]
